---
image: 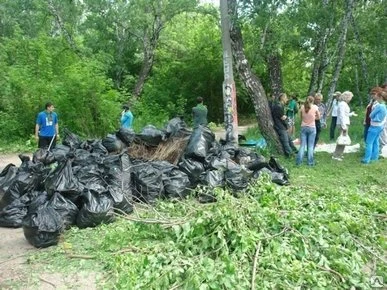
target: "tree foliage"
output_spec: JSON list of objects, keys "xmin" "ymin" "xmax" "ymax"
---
[{"xmin": 0, "ymin": 0, "xmax": 385, "ymax": 143}]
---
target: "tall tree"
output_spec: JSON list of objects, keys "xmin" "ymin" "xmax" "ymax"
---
[
  {"xmin": 228, "ymin": 0, "xmax": 283, "ymax": 153},
  {"xmin": 326, "ymin": 0, "xmax": 354, "ymax": 111}
]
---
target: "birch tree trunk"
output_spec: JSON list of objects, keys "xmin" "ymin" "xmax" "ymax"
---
[
  {"xmin": 228, "ymin": 0, "xmax": 283, "ymax": 154},
  {"xmin": 326, "ymin": 0, "xmax": 354, "ymax": 112},
  {"xmin": 267, "ymin": 53, "xmax": 283, "ymax": 99}
]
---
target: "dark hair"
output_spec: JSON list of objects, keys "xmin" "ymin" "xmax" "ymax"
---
[
  {"xmin": 122, "ymin": 104, "xmax": 129, "ymax": 110},
  {"xmin": 197, "ymin": 97, "xmax": 203, "ymax": 104},
  {"xmin": 45, "ymin": 102, "xmax": 53, "ymax": 109}
]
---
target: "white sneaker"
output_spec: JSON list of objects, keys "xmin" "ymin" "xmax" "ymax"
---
[{"xmin": 332, "ymin": 156, "xmax": 343, "ymax": 161}]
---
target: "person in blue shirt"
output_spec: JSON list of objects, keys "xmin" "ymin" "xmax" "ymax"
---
[
  {"xmin": 121, "ymin": 104, "xmax": 134, "ymax": 129},
  {"xmin": 35, "ymin": 102, "xmax": 59, "ymax": 149},
  {"xmin": 362, "ymin": 88, "xmax": 387, "ymax": 164}
]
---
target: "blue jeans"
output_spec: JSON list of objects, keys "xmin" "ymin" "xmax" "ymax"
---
[
  {"xmin": 362, "ymin": 125, "xmax": 383, "ymax": 163},
  {"xmin": 296, "ymin": 126, "xmax": 316, "ymax": 166}
]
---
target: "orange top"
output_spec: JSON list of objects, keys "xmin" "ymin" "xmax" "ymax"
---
[{"xmin": 300, "ymin": 104, "xmax": 320, "ymax": 127}]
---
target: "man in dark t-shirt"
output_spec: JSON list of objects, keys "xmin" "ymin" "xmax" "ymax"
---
[{"xmin": 192, "ymin": 97, "xmax": 208, "ymax": 128}]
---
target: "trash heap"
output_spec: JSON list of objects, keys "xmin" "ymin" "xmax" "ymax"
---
[{"xmin": 0, "ymin": 117, "xmax": 289, "ymax": 248}]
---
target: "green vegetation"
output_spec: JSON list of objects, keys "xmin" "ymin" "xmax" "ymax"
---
[{"xmin": 24, "ymin": 152, "xmax": 386, "ymax": 289}]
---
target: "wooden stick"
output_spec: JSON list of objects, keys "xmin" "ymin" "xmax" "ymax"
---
[
  {"xmin": 352, "ymin": 236, "xmax": 387, "ymax": 264},
  {"xmin": 39, "ymin": 276, "xmax": 56, "ymax": 288},
  {"xmin": 67, "ymin": 254, "xmax": 95, "ymax": 259},
  {"xmin": 251, "ymin": 241, "xmax": 261, "ymax": 290},
  {"xmin": 317, "ymin": 265, "xmax": 345, "ymax": 283}
]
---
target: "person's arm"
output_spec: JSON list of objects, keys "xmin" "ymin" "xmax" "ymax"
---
[
  {"xmin": 315, "ymin": 106, "xmax": 321, "ymax": 120},
  {"xmin": 35, "ymin": 123, "xmax": 40, "ymax": 140},
  {"xmin": 337, "ymin": 104, "xmax": 347, "ymax": 131}
]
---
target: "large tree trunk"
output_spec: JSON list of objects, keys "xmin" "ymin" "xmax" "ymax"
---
[
  {"xmin": 132, "ymin": 3, "xmax": 163, "ymax": 99},
  {"xmin": 326, "ymin": 0, "xmax": 354, "ymax": 112},
  {"xmin": 267, "ymin": 53, "xmax": 283, "ymax": 99},
  {"xmin": 228, "ymin": 0, "xmax": 283, "ymax": 154}
]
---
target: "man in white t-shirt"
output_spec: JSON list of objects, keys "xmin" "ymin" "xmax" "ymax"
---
[{"xmin": 328, "ymin": 91, "xmax": 341, "ymax": 141}]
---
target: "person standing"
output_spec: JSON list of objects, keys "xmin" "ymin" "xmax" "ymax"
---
[
  {"xmin": 286, "ymin": 95, "xmax": 298, "ymax": 139},
  {"xmin": 328, "ymin": 91, "xmax": 341, "ymax": 141},
  {"xmin": 296, "ymin": 96, "xmax": 320, "ymax": 166},
  {"xmin": 379, "ymin": 84, "xmax": 387, "ymax": 154},
  {"xmin": 332, "ymin": 91, "xmax": 357, "ymax": 161},
  {"xmin": 192, "ymin": 97, "xmax": 208, "ymax": 128},
  {"xmin": 121, "ymin": 104, "xmax": 134, "ymax": 129},
  {"xmin": 35, "ymin": 102, "xmax": 59, "ymax": 149},
  {"xmin": 362, "ymin": 88, "xmax": 387, "ymax": 164},
  {"xmin": 313, "ymin": 93, "xmax": 327, "ymax": 149},
  {"xmin": 271, "ymin": 93, "xmax": 298, "ymax": 157}
]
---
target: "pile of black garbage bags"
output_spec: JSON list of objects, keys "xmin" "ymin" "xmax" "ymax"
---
[{"xmin": 0, "ymin": 118, "xmax": 289, "ymax": 248}]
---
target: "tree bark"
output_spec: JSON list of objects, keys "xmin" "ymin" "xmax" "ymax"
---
[
  {"xmin": 267, "ymin": 53, "xmax": 283, "ymax": 99},
  {"xmin": 132, "ymin": 2, "xmax": 163, "ymax": 99},
  {"xmin": 228, "ymin": 0, "xmax": 283, "ymax": 154},
  {"xmin": 326, "ymin": 0, "xmax": 354, "ymax": 112}
]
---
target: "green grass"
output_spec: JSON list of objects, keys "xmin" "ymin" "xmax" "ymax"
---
[{"xmin": 23, "ymin": 148, "xmax": 386, "ymax": 289}]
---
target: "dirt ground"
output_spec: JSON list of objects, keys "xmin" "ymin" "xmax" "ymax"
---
[{"xmin": 0, "ymin": 154, "xmax": 98, "ymax": 289}]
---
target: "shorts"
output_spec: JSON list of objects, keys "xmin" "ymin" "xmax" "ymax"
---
[{"xmin": 287, "ymin": 117, "xmax": 295, "ymax": 127}]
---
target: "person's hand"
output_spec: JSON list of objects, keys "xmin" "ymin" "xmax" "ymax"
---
[{"xmin": 281, "ymin": 115, "xmax": 287, "ymax": 120}]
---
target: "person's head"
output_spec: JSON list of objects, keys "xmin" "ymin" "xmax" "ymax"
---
[
  {"xmin": 45, "ymin": 102, "xmax": 54, "ymax": 112},
  {"xmin": 122, "ymin": 104, "xmax": 129, "ymax": 111},
  {"xmin": 197, "ymin": 97, "xmax": 203, "ymax": 104},
  {"xmin": 304, "ymin": 95, "xmax": 314, "ymax": 113},
  {"xmin": 333, "ymin": 91, "xmax": 341, "ymax": 100},
  {"xmin": 279, "ymin": 93, "xmax": 288, "ymax": 104},
  {"xmin": 291, "ymin": 94, "xmax": 298, "ymax": 102},
  {"xmin": 381, "ymin": 90, "xmax": 387, "ymax": 102},
  {"xmin": 340, "ymin": 91, "xmax": 353, "ymax": 103},
  {"xmin": 314, "ymin": 93, "xmax": 323, "ymax": 104},
  {"xmin": 370, "ymin": 87, "xmax": 384, "ymax": 100}
]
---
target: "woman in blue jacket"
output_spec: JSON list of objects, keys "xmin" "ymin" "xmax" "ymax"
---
[{"xmin": 362, "ymin": 87, "xmax": 387, "ymax": 164}]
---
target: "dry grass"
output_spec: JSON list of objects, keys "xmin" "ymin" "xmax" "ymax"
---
[{"xmin": 127, "ymin": 137, "xmax": 189, "ymax": 165}]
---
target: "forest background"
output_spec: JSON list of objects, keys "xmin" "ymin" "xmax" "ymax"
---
[{"xmin": 0, "ymin": 0, "xmax": 386, "ymax": 146}]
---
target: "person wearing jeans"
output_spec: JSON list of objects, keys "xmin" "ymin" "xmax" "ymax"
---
[
  {"xmin": 362, "ymin": 87, "xmax": 387, "ymax": 164},
  {"xmin": 296, "ymin": 96, "xmax": 320, "ymax": 166}
]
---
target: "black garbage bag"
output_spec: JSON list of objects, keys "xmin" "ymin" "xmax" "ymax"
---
[
  {"xmin": 271, "ymin": 172, "xmax": 290, "ymax": 186},
  {"xmin": 23, "ymin": 203, "xmax": 63, "ymax": 248},
  {"xmin": 268, "ymin": 157, "xmax": 289, "ymax": 179},
  {"xmin": 0, "ymin": 197, "xmax": 28, "ymax": 228},
  {"xmin": 149, "ymin": 160, "xmax": 176, "ymax": 174},
  {"xmin": 105, "ymin": 153, "xmax": 133, "ymax": 214},
  {"xmin": 62, "ymin": 128, "xmax": 82, "ymax": 149},
  {"xmin": 247, "ymin": 159, "xmax": 270, "ymax": 171},
  {"xmin": 48, "ymin": 192, "xmax": 79, "ymax": 229},
  {"xmin": 185, "ymin": 125, "xmax": 215, "ymax": 160},
  {"xmin": 164, "ymin": 117, "xmax": 191, "ymax": 138},
  {"xmin": 76, "ymin": 190, "xmax": 115, "ymax": 229},
  {"xmin": 102, "ymin": 134, "xmax": 126, "ymax": 153},
  {"xmin": 45, "ymin": 159, "xmax": 83, "ymax": 203},
  {"xmin": 0, "ymin": 171, "xmax": 41, "ymax": 210},
  {"xmin": 200, "ymin": 170, "xmax": 225, "ymax": 188},
  {"xmin": 0, "ymin": 163, "xmax": 16, "ymax": 177},
  {"xmin": 225, "ymin": 166, "xmax": 252, "ymax": 191},
  {"xmin": 209, "ymin": 156, "xmax": 239, "ymax": 171},
  {"xmin": 51, "ymin": 145, "xmax": 71, "ymax": 162},
  {"xmin": 116, "ymin": 128, "xmax": 136, "ymax": 146},
  {"xmin": 76, "ymin": 164, "xmax": 106, "ymax": 194},
  {"xmin": 198, "ymin": 192, "xmax": 217, "ymax": 204},
  {"xmin": 132, "ymin": 163, "xmax": 164, "ymax": 204},
  {"xmin": 72, "ymin": 149, "xmax": 101, "ymax": 167},
  {"xmin": 33, "ymin": 148, "xmax": 56, "ymax": 165},
  {"xmin": 138, "ymin": 125, "xmax": 166, "ymax": 146},
  {"xmin": 162, "ymin": 168, "xmax": 191, "ymax": 198},
  {"xmin": 91, "ymin": 140, "xmax": 109, "ymax": 155},
  {"xmin": 0, "ymin": 165, "xmax": 17, "ymax": 198},
  {"xmin": 221, "ymin": 143, "xmax": 239, "ymax": 159},
  {"xmin": 178, "ymin": 157, "xmax": 205, "ymax": 185}
]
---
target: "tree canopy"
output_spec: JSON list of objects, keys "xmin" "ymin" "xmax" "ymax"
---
[{"xmin": 0, "ymin": 0, "xmax": 385, "ymax": 142}]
